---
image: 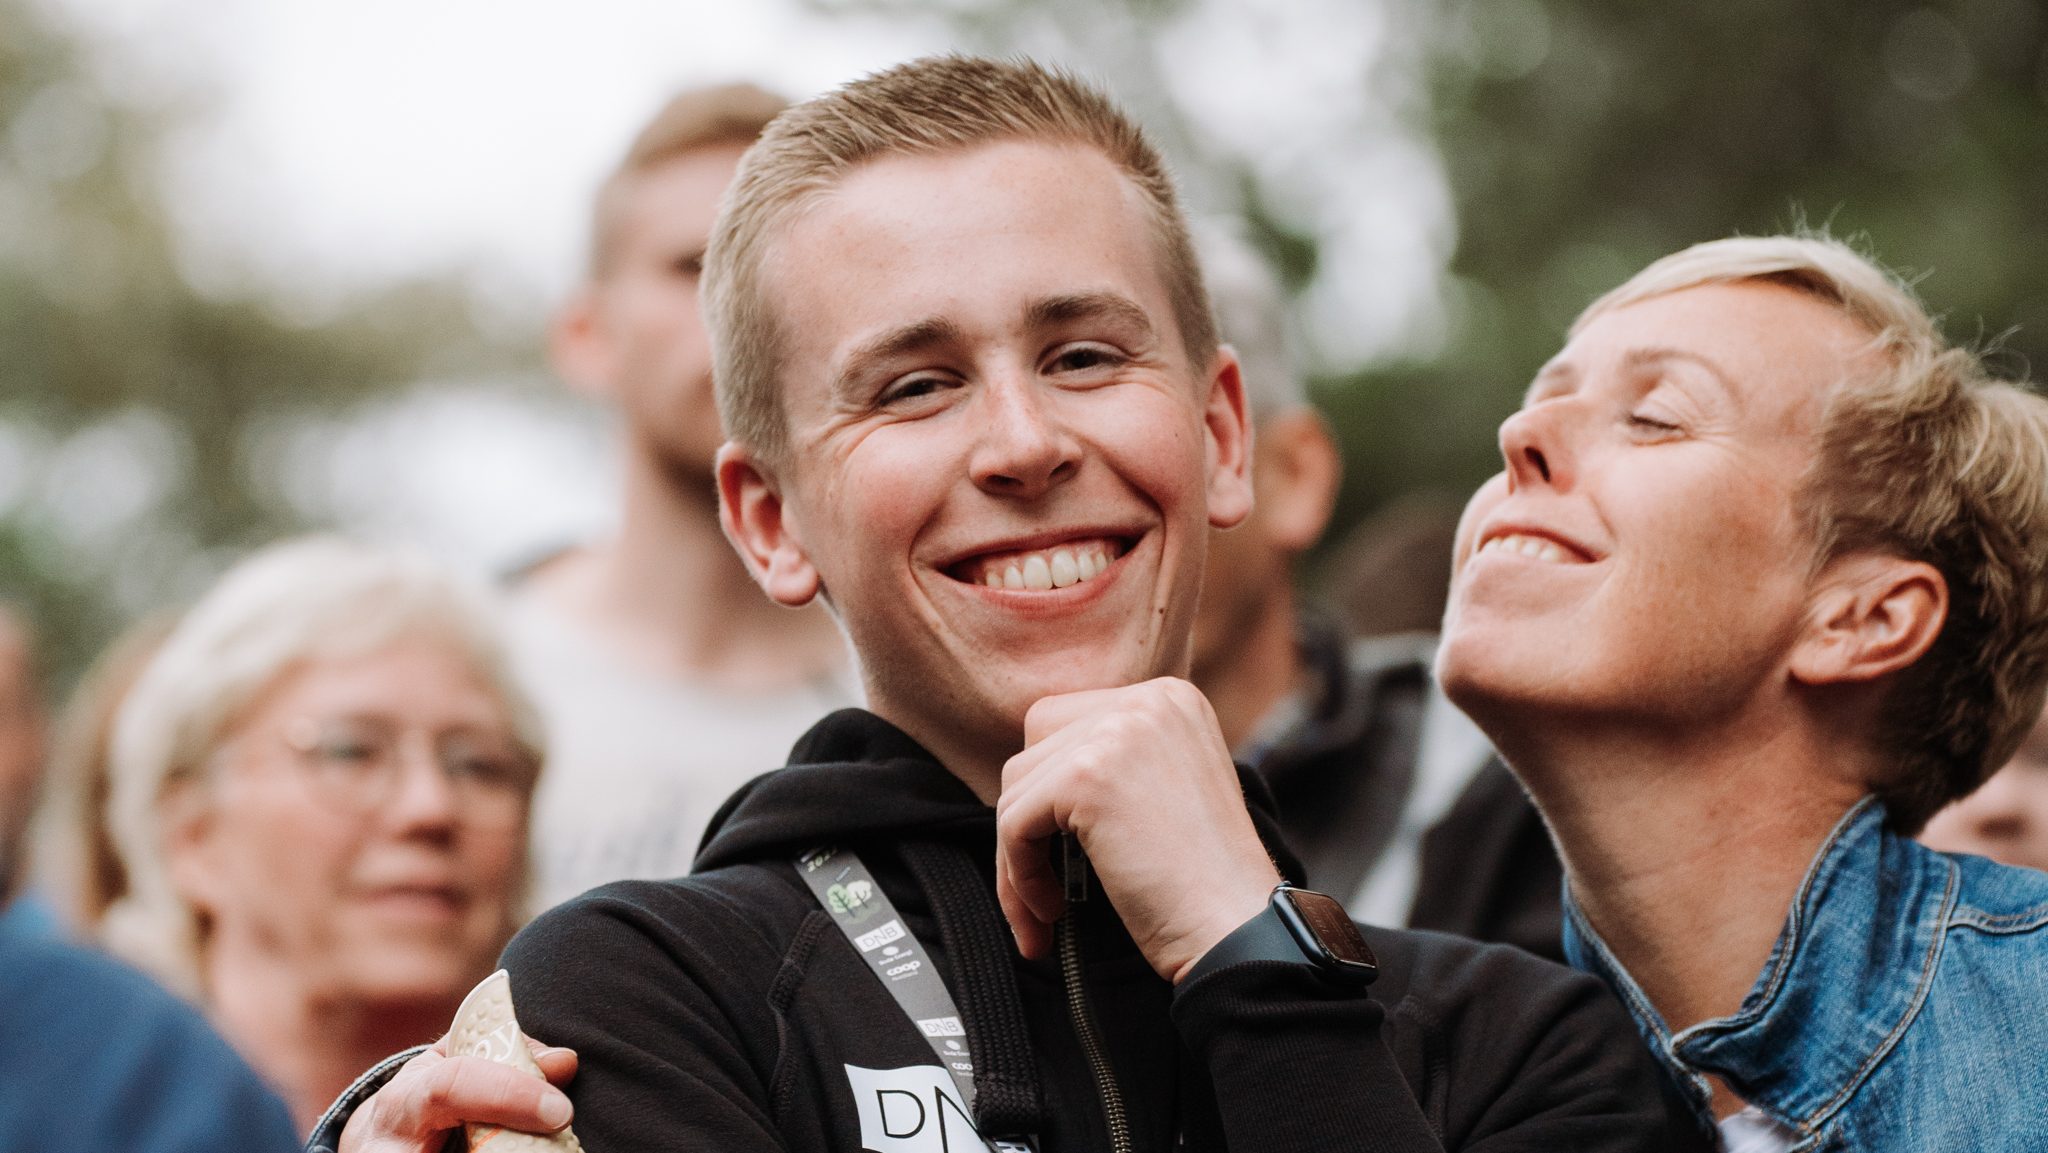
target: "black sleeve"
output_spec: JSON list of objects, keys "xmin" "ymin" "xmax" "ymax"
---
[
  {"xmin": 498, "ymin": 882, "xmax": 791, "ymax": 1153},
  {"xmin": 1172, "ymin": 960, "xmax": 1450, "ymax": 1152},
  {"xmin": 1170, "ymin": 939, "xmax": 1712, "ymax": 1153}
]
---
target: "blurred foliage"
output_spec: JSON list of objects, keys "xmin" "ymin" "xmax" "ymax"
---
[
  {"xmin": 9, "ymin": 0, "xmax": 2048, "ymax": 684},
  {"xmin": 1378, "ymin": 0, "xmax": 2048, "ymax": 522},
  {"xmin": 0, "ymin": 0, "xmax": 527, "ymax": 686},
  {"xmin": 813, "ymin": 0, "xmax": 2048, "ymax": 558}
]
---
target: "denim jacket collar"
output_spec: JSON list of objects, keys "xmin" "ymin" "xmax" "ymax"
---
[{"xmin": 1562, "ymin": 796, "xmax": 1958, "ymax": 1135}]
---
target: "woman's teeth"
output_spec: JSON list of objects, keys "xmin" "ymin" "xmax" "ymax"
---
[
  {"xmin": 1478, "ymin": 533, "xmax": 1575, "ymax": 563},
  {"xmin": 975, "ymin": 541, "xmax": 1114, "ymax": 591}
]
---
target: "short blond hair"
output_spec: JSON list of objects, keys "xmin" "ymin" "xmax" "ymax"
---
[
  {"xmin": 703, "ymin": 55, "xmax": 1217, "ymax": 462},
  {"xmin": 588, "ymin": 82, "xmax": 788, "ymax": 278},
  {"xmin": 1579, "ymin": 234, "xmax": 2048, "ymax": 831}
]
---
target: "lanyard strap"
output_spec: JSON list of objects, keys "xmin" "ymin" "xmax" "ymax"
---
[
  {"xmin": 795, "ymin": 845, "xmax": 1036, "ymax": 1152},
  {"xmin": 795, "ymin": 846, "xmax": 986, "ymax": 1106}
]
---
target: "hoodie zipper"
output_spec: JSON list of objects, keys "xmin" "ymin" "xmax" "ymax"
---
[{"xmin": 1058, "ymin": 906, "xmax": 1134, "ymax": 1153}]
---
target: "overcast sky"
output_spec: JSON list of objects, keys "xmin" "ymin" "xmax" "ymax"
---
[{"xmin": 52, "ymin": 0, "xmax": 953, "ymax": 309}]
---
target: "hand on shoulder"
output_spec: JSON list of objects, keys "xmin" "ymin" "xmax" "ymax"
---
[{"xmin": 335, "ymin": 1034, "xmax": 577, "ymax": 1153}]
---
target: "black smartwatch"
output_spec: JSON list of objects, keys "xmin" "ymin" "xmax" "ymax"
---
[{"xmin": 1186, "ymin": 884, "xmax": 1379, "ymax": 987}]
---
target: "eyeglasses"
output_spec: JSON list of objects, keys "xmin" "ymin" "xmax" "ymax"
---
[{"xmin": 276, "ymin": 716, "xmax": 538, "ymax": 826}]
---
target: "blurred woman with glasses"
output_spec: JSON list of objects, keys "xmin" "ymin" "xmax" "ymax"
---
[{"xmin": 101, "ymin": 536, "xmax": 543, "ymax": 1132}]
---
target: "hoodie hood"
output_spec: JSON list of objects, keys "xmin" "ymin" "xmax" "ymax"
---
[
  {"xmin": 695, "ymin": 709, "xmax": 989, "ymax": 871},
  {"xmin": 695, "ymin": 708, "xmax": 1304, "ymax": 881}
]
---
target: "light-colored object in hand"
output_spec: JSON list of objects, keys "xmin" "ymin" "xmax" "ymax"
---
[{"xmin": 447, "ymin": 969, "xmax": 583, "ymax": 1151}]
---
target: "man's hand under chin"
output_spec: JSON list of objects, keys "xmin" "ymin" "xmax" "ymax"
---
[
  {"xmin": 337, "ymin": 1033, "xmax": 577, "ymax": 1153},
  {"xmin": 994, "ymin": 677, "xmax": 1283, "ymax": 984}
]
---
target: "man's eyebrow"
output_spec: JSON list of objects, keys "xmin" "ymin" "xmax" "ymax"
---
[
  {"xmin": 1025, "ymin": 291, "xmax": 1156, "ymax": 339},
  {"xmin": 832, "ymin": 317, "xmax": 967, "ymax": 397}
]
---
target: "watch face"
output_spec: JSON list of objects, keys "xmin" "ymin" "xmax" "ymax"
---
[{"xmin": 1279, "ymin": 888, "xmax": 1379, "ymax": 974}]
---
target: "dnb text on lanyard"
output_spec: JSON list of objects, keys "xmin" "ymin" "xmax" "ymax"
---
[{"xmin": 797, "ymin": 845, "xmax": 1036, "ymax": 1153}]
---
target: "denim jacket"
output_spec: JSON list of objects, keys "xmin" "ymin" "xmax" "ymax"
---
[{"xmin": 1564, "ymin": 796, "xmax": 2048, "ymax": 1151}]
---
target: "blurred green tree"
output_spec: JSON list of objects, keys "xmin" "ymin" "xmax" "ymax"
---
[
  {"xmin": 0, "ymin": 0, "xmax": 525, "ymax": 684},
  {"xmin": 1378, "ymin": 0, "xmax": 2048, "ymax": 514}
]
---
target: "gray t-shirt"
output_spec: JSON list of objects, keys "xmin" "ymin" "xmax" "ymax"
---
[{"xmin": 501, "ymin": 594, "xmax": 859, "ymax": 912}]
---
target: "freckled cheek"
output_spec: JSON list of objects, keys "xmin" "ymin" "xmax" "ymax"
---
[{"xmin": 1618, "ymin": 488, "xmax": 1807, "ymax": 626}]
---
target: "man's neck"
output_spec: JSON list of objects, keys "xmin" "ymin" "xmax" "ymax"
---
[
  {"xmin": 1502, "ymin": 709, "xmax": 1868, "ymax": 1118},
  {"xmin": 527, "ymin": 435, "xmax": 845, "ymax": 690},
  {"xmin": 205, "ymin": 943, "xmax": 458, "ymax": 1133},
  {"xmin": 1191, "ymin": 588, "xmax": 1305, "ymax": 752}
]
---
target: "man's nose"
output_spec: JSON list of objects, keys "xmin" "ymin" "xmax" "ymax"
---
[
  {"xmin": 1497, "ymin": 401, "xmax": 1573, "ymax": 493},
  {"xmin": 970, "ymin": 373, "xmax": 1081, "ymax": 499}
]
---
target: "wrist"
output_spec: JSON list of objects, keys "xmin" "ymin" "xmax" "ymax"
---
[{"xmin": 1164, "ymin": 871, "xmax": 1282, "ymax": 984}]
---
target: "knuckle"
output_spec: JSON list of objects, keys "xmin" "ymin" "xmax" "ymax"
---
[
  {"xmin": 994, "ymin": 807, "xmax": 1027, "ymax": 842},
  {"xmin": 1098, "ymin": 711, "xmax": 1136, "ymax": 743},
  {"xmin": 1068, "ymin": 750, "xmax": 1106, "ymax": 790}
]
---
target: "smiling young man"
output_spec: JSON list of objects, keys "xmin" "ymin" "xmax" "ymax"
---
[
  {"xmin": 314, "ymin": 57, "xmax": 1704, "ymax": 1153},
  {"xmin": 1437, "ymin": 236, "xmax": 2048, "ymax": 1150}
]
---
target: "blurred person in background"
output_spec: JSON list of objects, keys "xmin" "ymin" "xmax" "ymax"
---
[
  {"xmin": 1437, "ymin": 234, "xmax": 2048, "ymax": 1149},
  {"xmin": 1188, "ymin": 227, "xmax": 1563, "ymax": 960},
  {"xmin": 511, "ymin": 81, "xmax": 855, "ymax": 910},
  {"xmin": 1316, "ymin": 493, "xmax": 1462, "ymax": 640},
  {"xmin": 0, "ymin": 605, "xmax": 50, "ymax": 931},
  {"xmin": 102, "ymin": 536, "xmax": 541, "ymax": 1132},
  {"xmin": 1, "ymin": 603, "xmax": 299, "ymax": 1152},
  {"xmin": 1920, "ymin": 703, "xmax": 2048, "ymax": 872},
  {"xmin": 29, "ymin": 615, "xmax": 176, "ymax": 935}
]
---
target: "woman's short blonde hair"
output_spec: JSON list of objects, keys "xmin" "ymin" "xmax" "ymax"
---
[
  {"xmin": 102, "ymin": 536, "xmax": 543, "ymax": 997},
  {"xmin": 702, "ymin": 54, "xmax": 1217, "ymax": 465},
  {"xmin": 1578, "ymin": 234, "xmax": 2048, "ymax": 830}
]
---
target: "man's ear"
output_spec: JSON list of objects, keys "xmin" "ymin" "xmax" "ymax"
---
[
  {"xmin": 1203, "ymin": 346, "xmax": 1255, "ymax": 530},
  {"xmin": 1790, "ymin": 552, "xmax": 1948, "ymax": 687},
  {"xmin": 1251, "ymin": 408, "xmax": 1342, "ymax": 554},
  {"xmin": 547, "ymin": 287, "xmax": 617, "ymax": 402},
  {"xmin": 717, "ymin": 442, "xmax": 822, "ymax": 607}
]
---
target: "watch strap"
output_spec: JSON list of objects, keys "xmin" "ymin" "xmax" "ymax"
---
[{"xmin": 1181, "ymin": 901, "xmax": 1313, "ymax": 986}]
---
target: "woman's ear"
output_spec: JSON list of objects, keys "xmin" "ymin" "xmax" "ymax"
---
[
  {"xmin": 160, "ymin": 780, "xmax": 226, "ymax": 914},
  {"xmin": 1203, "ymin": 346, "xmax": 1255, "ymax": 531},
  {"xmin": 717, "ymin": 443, "xmax": 822, "ymax": 607},
  {"xmin": 1790, "ymin": 553, "xmax": 1948, "ymax": 687}
]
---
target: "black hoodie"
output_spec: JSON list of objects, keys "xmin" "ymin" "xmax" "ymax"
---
[{"xmin": 493, "ymin": 709, "xmax": 1707, "ymax": 1152}]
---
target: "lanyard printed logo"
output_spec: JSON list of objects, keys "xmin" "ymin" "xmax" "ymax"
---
[{"xmin": 797, "ymin": 846, "xmax": 1036, "ymax": 1153}]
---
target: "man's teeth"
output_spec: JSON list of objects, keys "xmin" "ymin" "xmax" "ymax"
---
[
  {"xmin": 975, "ymin": 542, "xmax": 1114, "ymax": 591},
  {"xmin": 1479, "ymin": 533, "xmax": 1575, "ymax": 563}
]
